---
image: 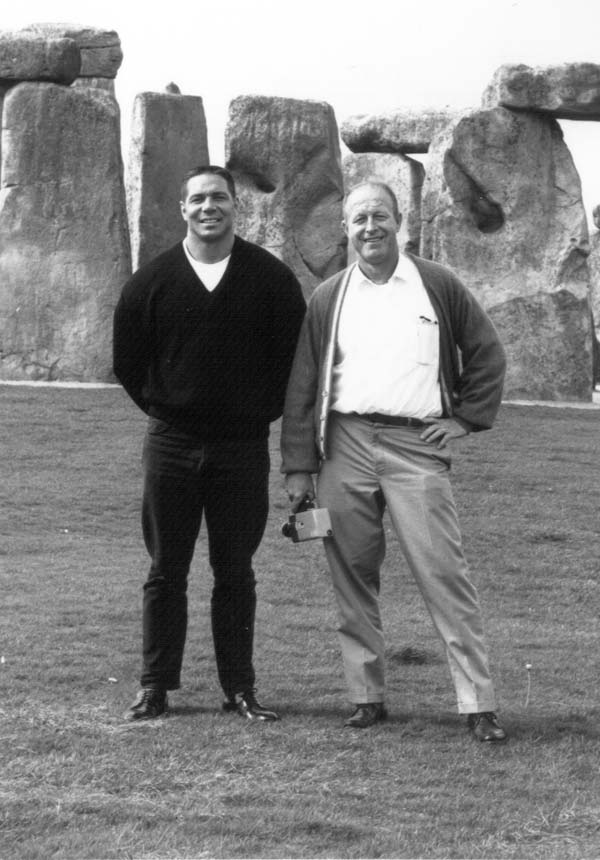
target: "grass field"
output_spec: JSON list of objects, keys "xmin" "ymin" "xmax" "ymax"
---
[{"xmin": 1, "ymin": 385, "xmax": 599, "ymax": 860}]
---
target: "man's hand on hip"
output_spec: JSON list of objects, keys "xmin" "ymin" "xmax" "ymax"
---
[
  {"xmin": 285, "ymin": 472, "xmax": 315, "ymax": 512},
  {"xmin": 420, "ymin": 418, "xmax": 469, "ymax": 449}
]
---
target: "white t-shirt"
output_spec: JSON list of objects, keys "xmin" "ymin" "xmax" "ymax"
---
[
  {"xmin": 330, "ymin": 254, "xmax": 443, "ymax": 420},
  {"xmin": 183, "ymin": 241, "xmax": 230, "ymax": 291}
]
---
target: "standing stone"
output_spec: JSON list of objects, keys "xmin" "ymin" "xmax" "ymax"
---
[
  {"xmin": 0, "ymin": 31, "xmax": 80, "ymax": 84},
  {"xmin": 225, "ymin": 95, "xmax": 346, "ymax": 297},
  {"xmin": 127, "ymin": 89, "xmax": 209, "ymax": 270},
  {"xmin": 482, "ymin": 63, "xmax": 600, "ymax": 120},
  {"xmin": 421, "ymin": 107, "xmax": 593, "ymax": 401},
  {"xmin": 0, "ymin": 83, "xmax": 9, "ymax": 164},
  {"xmin": 0, "ymin": 82, "xmax": 131, "ymax": 382},
  {"xmin": 589, "ymin": 205, "xmax": 600, "ymax": 381},
  {"xmin": 341, "ymin": 109, "xmax": 461, "ymax": 154},
  {"xmin": 589, "ymin": 205, "xmax": 600, "ymax": 325},
  {"xmin": 343, "ymin": 152, "xmax": 425, "ymax": 256}
]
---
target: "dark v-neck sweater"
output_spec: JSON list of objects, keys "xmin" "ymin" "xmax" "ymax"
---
[{"xmin": 113, "ymin": 237, "xmax": 306, "ymax": 440}]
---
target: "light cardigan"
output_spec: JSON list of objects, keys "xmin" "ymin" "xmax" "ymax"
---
[{"xmin": 280, "ymin": 254, "xmax": 506, "ymax": 475}]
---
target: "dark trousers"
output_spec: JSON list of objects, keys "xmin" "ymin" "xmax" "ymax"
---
[{"xmin": 139, "ymin": 418, "xmax": 270, "ymax": 696}]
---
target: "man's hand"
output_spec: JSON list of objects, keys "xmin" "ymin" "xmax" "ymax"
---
[
  {"xmin": 285, "ymin": 472, "xmax": 315, "ymax": 512},
  {"xmin": 420, "ymin": 418, "xmax": 469, "ymax": 449}
]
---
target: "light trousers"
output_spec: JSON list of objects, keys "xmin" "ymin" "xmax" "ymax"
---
[{"xmin": 317, "ymin": 412, "xmax": 497, "ymax": 713}]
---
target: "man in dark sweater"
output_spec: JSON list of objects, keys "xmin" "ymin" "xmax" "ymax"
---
[{"xmin": 114, "ymin": 165, "xmax": 306, "ymax": 722}]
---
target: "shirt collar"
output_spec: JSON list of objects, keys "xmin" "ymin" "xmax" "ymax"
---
[{"xmin": 354, "ymin": 252, "xmax": 413, "ymax": 287}]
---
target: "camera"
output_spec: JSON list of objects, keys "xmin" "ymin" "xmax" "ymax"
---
[{"xmin": 281, "ymin": 497, "xmax": 333, "ymax": 542}]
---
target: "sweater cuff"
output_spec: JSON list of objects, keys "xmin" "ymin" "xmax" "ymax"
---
[{"xmin": 452, "ymin": 414, "xmax": 475, "ymax": 433}]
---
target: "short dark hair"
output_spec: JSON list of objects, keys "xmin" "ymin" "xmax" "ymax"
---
[
  {"xmin": 180, "ymin": 165, "xmax": 236, "ymax": 201},
  {"xmin": 343, "ymin": 179, "xmax": 401, "ymax": 221}
]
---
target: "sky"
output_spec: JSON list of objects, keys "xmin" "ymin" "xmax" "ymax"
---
[{"xmin": 3, "ymin": 0, "xmax": 600, "ymax": 223}]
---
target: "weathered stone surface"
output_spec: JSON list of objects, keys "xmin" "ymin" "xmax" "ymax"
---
[
  {"xmin": 421, "ymin": 107, "xmax": 593, "ymax": 401},
  {"xmin": 0, "ymin": 83, "xmax": 9, "ymax": 165},
  {"xmin": 342, "ymin": 152, "xmax": 425, "ymax": 256},
  {"xmin": 0, "ymin": 32, "xmax": 80, "ymax": 84},
  {"xmin": 588, "ymin": 206, "xmax": 600, "ymax": 379},
  {"xmin": 20, "ymin": 23, "xmax": 122, "ymax": 78},
  {"xmin": 225, "ymin": 95, "xmax": 346, "ymax": 297},
  {"xmin": 482, "ymin": 63, "xmax": 600, "ymax": 120},
  {"xmin": 71, "ymin": 77, "xmax": 115, "ymax": 95},
  {"xmin": 127, "ymin": 90, "xmax": 209, "ymax": 270},
  {"xmin": 341, "ymin": 109, "xmax": 461, "ymax": 154},
  {"xmin": 0, "ymin": 83, "xmax": 131, "ymax": 382}
]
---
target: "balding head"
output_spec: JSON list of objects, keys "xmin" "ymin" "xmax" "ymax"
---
[{"xmin": 343, "ymin": 179, "xmax": 401, "ymax": 222}]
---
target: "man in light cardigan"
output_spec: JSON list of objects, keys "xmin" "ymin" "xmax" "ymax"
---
[{"xmin": 281, "ymin": 179, "xmax": 507, "ymax": 739}]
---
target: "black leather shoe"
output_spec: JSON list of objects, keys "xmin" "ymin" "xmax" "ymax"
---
[
  {"xmin": 123, "ymin": 687, "xmax": 168, "ymax": 722},
  {"xmin": 344, "ymin": 702, "xmax": 387, "ymax": 728},
  {"xmin": 467, "ymin": 711, "xmax": 507, "ymax": 741},
  {"xmin": 222, "ymin": 690, "xmax": 279, "ymax": 721}
]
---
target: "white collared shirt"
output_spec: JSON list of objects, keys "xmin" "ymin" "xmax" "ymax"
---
[
  {"xmin": 183, "ymin": 241, "xmax": 230, "ymax": 291},
  {"xmin": 330, "ymin": 254, "xmax": 443, "ymax": 419}
]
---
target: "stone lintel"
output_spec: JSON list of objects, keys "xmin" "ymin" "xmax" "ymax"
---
[
  {"xmin": 340, "ymin": 109, "xmax": 463, "ymax": 154},
  {"xmin": 482, "ymin": 62, "xmax": 600, "ymax": 121},
  {"xmin": 0, "ymin": 32, "xmax": 80, "ymax": 84},
  {"xmin": 19, "ymin": 23, "xmax": 123, "ymax": 78}
]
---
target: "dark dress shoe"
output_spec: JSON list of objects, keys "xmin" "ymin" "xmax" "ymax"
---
[
  {"xmin": 467, "ymin": 711, "xmax": 507, "ymax": 741},
  {"xmin": 344, "ymin": 702, "xmax": 387, "ymax": 728},
  {"xmin": 123, "ymin": 687, "xmax": 168, "ymax": 722},
  {"xmin": 223, "ymin": 690, "xmax": 279, "ymax": 721}
]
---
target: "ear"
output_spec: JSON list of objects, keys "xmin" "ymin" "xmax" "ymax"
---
[
  {"xmin": 180, "ymin": 200, "xmax": 187, "ymax": 221},
  {"xmin": 395, "ymin": 213, "xmax": 402, "ymax": 232},
  {"xmin": 341, "ymin": 219, "xmax": 349, "ymax": 236}
]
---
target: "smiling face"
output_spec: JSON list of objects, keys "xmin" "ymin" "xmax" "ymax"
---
[
  {"xmin": 180, "ymin": 173, "xmax": 237, "ymax": 257},
  {"xmin": 343, "ymin": 184, "xmax": 401, "ymax": 278}
]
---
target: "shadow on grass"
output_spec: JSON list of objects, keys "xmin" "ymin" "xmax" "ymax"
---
[
  {"xmin": 166, "ymin": 704, "xmax": 217, "ymax": 717},
  {"xmin": 505, "ymin": 710, "xmax": 600, "ymax": 742}
]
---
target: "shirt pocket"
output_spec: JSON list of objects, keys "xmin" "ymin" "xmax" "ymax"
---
[{"xmin": 416, "ymin": 317, "xmax": 439, "ymax": 366}]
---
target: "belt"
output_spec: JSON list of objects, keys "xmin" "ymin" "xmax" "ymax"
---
[{"xmin": 356, "ymin": 412, "xmax": 427, "ymax": 428}]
